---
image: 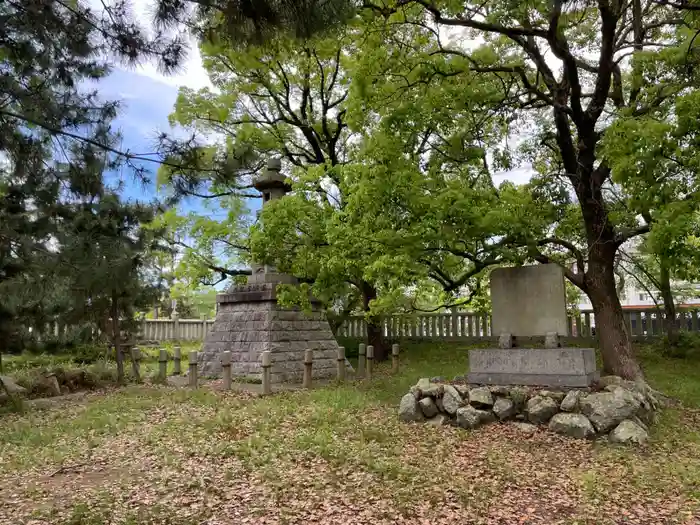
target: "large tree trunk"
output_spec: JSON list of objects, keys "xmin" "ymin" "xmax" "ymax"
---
[
  {"xmin": 585, "ymin": 249, "xmax": 643, "ymax": 380},
  {"xmin": 659, "ymin": 257, "xmax": 679, "ymax": 344},
  {"xmin": 361, "ymin": 281, "xmax": 387, "ymax": 361}
]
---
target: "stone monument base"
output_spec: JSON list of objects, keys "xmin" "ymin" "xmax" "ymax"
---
[
  {"xmin": 198, "ymin": 283, "xmax": 352, "ymax": 383},
  {"xmin": 467, "ymin": 348, "xmax": 599, "ymax": 387}
]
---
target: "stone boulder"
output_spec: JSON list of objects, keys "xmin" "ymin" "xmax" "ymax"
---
[
  {"xmin": 489, "ymin": 385, "xmax": 511, "ymax": 396},
  {"xmin": 493, "ymin": 397, "xmax": 516, "ymax": 420},
  {"xmin": 421, "ymin": 383, "xmax": 445, "ymax": 399},
  {"xmin": 526, "ymin": 395, "xmax": 559, "ymax": 424},
  {"xmin": 430, "ymin": 376, "xmax": 446, "ymax": 383},
  {"xmin": 36, "ymin": 374, "xmax": 62, "ymax": 396},
  {"xmin": 560, "ymin": 390, "xmax": 585, "ymax": 412},
  {"xmin": 609, "ymin": 419, "xmax": 649, "ymax": 445},
  {"xmin": 0, "ymin": 375, "xmax": 26, "ymax": 395},
  {"xmin": 548, "ymin": 413, "xmax": 595, "ymax": 439},
  {"xmin": 539, "ymin": 390, "xmax": 567, "ymax": 403},
  {"xmin": 442, "ymin": 385, "xmax": 464, "ymax": 415},
  {"xmin": 598, "ymin": 375, "xmax": 624, "ymax": 389},
  {"xmin": 419, "ymin": 397, "xmax": 439, "ymax": 418},
  {"xmin": 456, "ymin": 406, "xmax": 494, "ymax": 430},
  {"xmin": 469, "ymin": 386, "xmax": 494, "ymax": 408},
  {"xmin": 454, "ymin": 384, "xmax": 469, "ymax": 398},
  {"xmin": 399, "ymin": 393, "xmax": 424, "ymax": 422},
  {"xmin": 508, "ymin": 386, "xmax": 530, "ymax": 411},
  {"xmin": 580, "ymin": 389, "xmax": 641, "ymax": 433}
]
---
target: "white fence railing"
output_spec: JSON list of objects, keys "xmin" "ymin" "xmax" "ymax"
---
[
  {"xmin": 128, "ymin": 307, "xmax": 700, "ymax": 342},
  {"xmin": 338, "ymin": 307, "xmax": 700, "ymax": 340}
]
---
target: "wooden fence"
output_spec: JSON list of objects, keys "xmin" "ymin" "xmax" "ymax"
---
[{"xmin": 338, "ymin": 307, "xmax": 700, "ymax": 340}]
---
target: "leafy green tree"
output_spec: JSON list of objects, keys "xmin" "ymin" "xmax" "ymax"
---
[
  {"xmin": 162, "ymin": 25, "xmax": 406, "ymax": 357},
  {"xmin": 351, "ymin": 0, "xmax": 700, "ymax": 378}
]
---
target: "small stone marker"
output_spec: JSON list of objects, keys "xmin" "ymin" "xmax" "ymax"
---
[
  {"xmin": 392, "ymin": 343, "xmax": 400, "ymax": 374},
  {"xmin": 336, "ymin": 347, "xmax": 346, "ymax": 382},
  {"xmin": 303, "ymin": 349, "xmax": 313, "ymax": 389},
  {"xmin": 130, "ymin": 347, "xmax": 141, "ymax": 383},
  {"xmin": 158, "ymin": 349, "xmax": 168, "ymax": 381},
  {"xmin": 221, "ymin": 351, "xmax": 232, "ymax": 390},
  {"xmin": 357, "ymin": 343, "xmax": 366, "ymax": 379},
  {"xmin": 188, "ymin": 351, "xmax": 198, "ymax": 388},
  {"xmin": 261, "ymin": 351, "xmax": 272, "ymax": 395},
  {"xmin": 366, "ymin": 345, "xmax": 374, "ymax": 380},
  {"xmin": 173, "ymin": 345, "xmax": 182, "ymax": 375}
]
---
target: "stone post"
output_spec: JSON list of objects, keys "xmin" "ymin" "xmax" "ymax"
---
[
  {"xmin": 336, "ymin": 347, "xmax": 346, "ymax": 382},
  {"xmin": 173, "ymin": 312, "xmax": 180, "ymax": 342},
  {"xmin": 221, "ymin": 351, "xmax": 232, "ymax": 390},
  {"xmin": 202, "ymin": 315, "xmax": 209, "ymax": 340},
  {"xmin": 357, "ymin": 343, "xmax": 366, "ymax": 379},
  {"xmin": 158, "ymin": 349, "xmax": 168, "ymax": 382},
  {"xmin": 261, "ymin": 351, "xmax": 272, "ymax": 395},
  {"xmin": 130, "ymin": 347, "xmax": 141, "ymax": 383},
  {"xmin": 303, "ymin": 349, "xmax": 313, "ymax": 389},
  {"xmin": 392, "ymin": 343, "xmax": 400, "ymax": 374},
  {"xmin": 173, "ymin": 345, "xmax": 182, "ymax": 375},
  {"xmin": 366, "ymin": 345, "xmax": 374, "ymax": 380},
  {"xmin": 188, "ymin": 351, "xmax": 198, "ymax": 388}
]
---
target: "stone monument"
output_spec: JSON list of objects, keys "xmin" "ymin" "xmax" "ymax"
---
[
  {"xmin": 467, "ymin": 264, "xmax": 598, "ymax": 387},
  {"xmin": 198, "ymin": 158, "xmax": 352, "ymax": 383}
]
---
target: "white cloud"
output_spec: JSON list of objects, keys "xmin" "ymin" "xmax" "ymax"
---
[{"xmin": 89, "ymin": 0, "xmax": 212, "ymax": 91}]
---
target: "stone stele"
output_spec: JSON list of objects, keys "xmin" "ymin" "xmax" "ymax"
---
[
  {"xmin": 467, "ymin": 264, "xmax": 598, "ymax": 387},
  {"xmin": 198, "ymin": 159, "xmax": 352, "ymax": 383},
  {"xmin": 490, "ymin": 264, "xmax": 569, "ymax": 337}
]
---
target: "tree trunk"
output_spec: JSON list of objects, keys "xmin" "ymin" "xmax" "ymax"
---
[
  {"xmin": 659, "ymin": 257, "xmax": 678, "ymax": 344},
  {"xmin": 111, "ymin": 290, "xmax": 124, "ymax": 384},
  {"xmin": 361, "ymin": 281, "xmax": 387, "ymax": 361},
  {"xmin": 586, "ymin": 253, "xmax": 643, "ymax": 380}
]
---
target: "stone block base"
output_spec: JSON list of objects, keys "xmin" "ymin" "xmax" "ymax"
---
[
  {"xmin": 199, "ymin": 283, "xmax": 352, "ymax": 383},
  {"xmin": 467, "ymin": 347, "xmax": 598, "ymax": 387}
]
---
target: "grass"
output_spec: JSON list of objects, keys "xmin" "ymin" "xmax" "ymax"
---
[{"xmin": 0, "ymin": 342, "xmax": 699, "ymax": 524}]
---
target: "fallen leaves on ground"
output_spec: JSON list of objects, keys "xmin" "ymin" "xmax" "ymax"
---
[{"xmin": 0, "ymin": 384, "xmax": 699, "ymax": 525}]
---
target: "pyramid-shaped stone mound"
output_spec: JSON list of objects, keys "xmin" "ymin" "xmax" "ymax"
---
[{"xmin": 198, "ymin": 283, "xmax": 352, "ymax": 383}]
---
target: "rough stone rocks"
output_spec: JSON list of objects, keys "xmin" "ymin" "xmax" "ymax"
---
[
  {"xmin": 37, "ymin": 374, "xmax": 61, "ymax": 396},
  {"xmin": 489, "ymin": 385, "xmax": 511, "ymax": 396},
  {"xmin": 560, "ymin": 390, "xmax": 584, "ymax": 412},
  {"xmin": 426, "ymin": 414, "xmax": 450, "ymax": 427},
  {"xmin": 436, "ymin": 397, "xmax": 445, "ymax": 413},
  {"xmin": 580, "ymin": 389, "xmax": 641, "ymax": 433},
  {"xmin": 415, "ymin": 378, "xmax": 431, "ymax": 391},
  {"xmin": 539, "ymin": 390, "xmax": 567, "ymax": 403},
  {"xmin": 419, "ymin": 397, "xmax": 439, "ymax": 418},
  {"xmin": 399, "ymin": 393, "xmax": 424, "ymax": 422},
  {"xmin": 508, "ymin": 386, "xmax": 530, "ymax": 411},
  {"xmin": 0, "ymin": 375, "xmax": 27, "ymax": 395},
  {"xmin": 430, "ymin": 376, "xmax": 446, "ymax": 383},
  {"xmin": 453, "ymin": 374, "xmax": 467, "ymax": 384},
  {"xmin": 526, "ymin": 395, "xmax": 559, "ymax": 424},
  {"xmin": 456, "ymin": 406, "xmax": 493, "ymax": 429},
  {"xmin": 609, "ymin": 419, "xmax": 649, "ymax": 445},
  {"xmin": 469, "ymin": 386, "xmax": 494, "ymax": 408},
  {"xmin": 493, "ymin": 397, "xmax": 516, "ymax": 420},
  {"xmin": 456, "ymin": 406, "xmax": 481, "ymax": 429},
  {"xmin": 598, "ymin": 375, "xmax": 624, "ymax": 389},
  {"xmin": 454, "ymin": 384, "xmax": 469, "ymax": 398},
  {"xmin": 399, "ymin": 377, "xmax": 659, "ymax": 446},
  {"xmin": 548, "ymin": 413, "xmax": 595, "ymax": 439},
  {"xmin": 422, "ymin": 383, "xmax": 445, "ymax": 398},
  {"xmin": 442, "ymin": 385, "xmax": 463, "ymax": 415},
  {"xmin": 511, "ymin": 422, "xmax": 538, "ymax": 435}
]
